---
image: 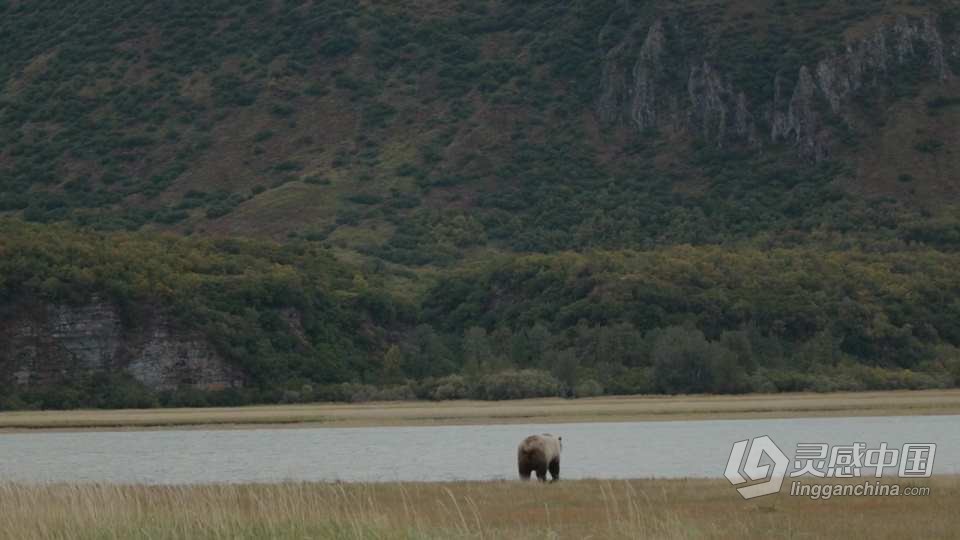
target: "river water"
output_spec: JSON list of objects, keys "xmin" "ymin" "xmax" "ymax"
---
[{"xmin": 1, "ymin": 415, "xmax": 957, "ymax": 484}]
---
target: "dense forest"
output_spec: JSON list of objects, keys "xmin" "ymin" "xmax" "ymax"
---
[
  {"xmin": 1, "ymin": 1, "xmax": 960, "ymax": 408},
  {"xmin": 2, "ymin": 220, "xmax": 959, "ymax": 409}
]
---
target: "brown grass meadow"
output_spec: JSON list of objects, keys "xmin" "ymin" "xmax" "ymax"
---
[
  {"xmin": 2, "ymin": 389, "xmax": 960, "ymax": 431},
  {"xmin": 0, "ymin": 477, "xmax": 956, "ymax": 539}
]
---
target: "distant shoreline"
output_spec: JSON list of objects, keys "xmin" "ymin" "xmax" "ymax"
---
[{"xmin": 1, "ymin": 389, "xmax": 959, "ymax": 433}]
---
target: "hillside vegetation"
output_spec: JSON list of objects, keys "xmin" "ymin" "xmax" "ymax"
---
[
  {"xmin": 3, "ymin": 221, "xmax": 960, "ymax": 409},
  {"xmin": 1, "ymin": 1, "xmax": 959, "ymax": 253},
  {"xmin": 2, "ymin": 1, "xmax": 960, "ymax": 407}
]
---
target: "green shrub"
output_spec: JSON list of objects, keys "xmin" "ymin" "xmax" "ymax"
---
[
  {"xmin": 473, "ymin": 369, "xmax": 561, "ymax": 400},
  {"xmin": 346, "ymin": 193, "xmax": 383, "ymax": 205},
  {"xmin": 914, "ymin": 139, "xmax": 944, "ymax": 154},
  {"xmin": 574, "ymin": 379, "xmax": 604, "ymax": 398},
  {"xmin": 415, "ymin": 375, "xmax": 469, "ymax": 400}
]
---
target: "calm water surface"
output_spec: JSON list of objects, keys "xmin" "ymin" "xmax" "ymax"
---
[{"xmin": 1, "ymin": 415, "xmax": 957, "ymax": 484}]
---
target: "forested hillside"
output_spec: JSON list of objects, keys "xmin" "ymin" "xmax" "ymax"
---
[{"xmin": 2, "ymin": 1, "xmax": 960, "ymax": 408}]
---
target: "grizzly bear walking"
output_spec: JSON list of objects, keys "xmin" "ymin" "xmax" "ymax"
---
[{"xmin": 517, "ymin": 433, "xmax": 562, "ymax": 482}]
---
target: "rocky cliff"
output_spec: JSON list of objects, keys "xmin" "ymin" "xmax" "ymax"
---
[
  {"xmin": 0, "ymin": 300, "xmax": 244, "ymax": 391},
  {"xmin": 598, "ymin": 15, "xmax": 956, "ymax": 160}
]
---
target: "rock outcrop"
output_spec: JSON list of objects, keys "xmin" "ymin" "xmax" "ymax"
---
[
  {"xmin": 0, "ymin": 300, "xmax": 243, "ymax": 390},
  {"xmin": 598, "ymin": 15, "xmax": 954, "ymax": 160}
]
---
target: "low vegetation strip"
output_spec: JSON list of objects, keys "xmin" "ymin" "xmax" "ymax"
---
[
  {"xmin": 2, "ymin": 390, "xmax": 959, "ymax": 431},
  {"xmin": 0, "ymin": 477, "xmax": 955, "ymax": 539}
]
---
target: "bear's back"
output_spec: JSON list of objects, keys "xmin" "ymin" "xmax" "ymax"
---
[{"xmin": 519, "ymin": 433, "xmax": 561, "ymax": 462}]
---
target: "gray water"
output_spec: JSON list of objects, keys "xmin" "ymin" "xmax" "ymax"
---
[{"xmin": 0, "ymin": 415, "xmax": 957, "ymax": 484}]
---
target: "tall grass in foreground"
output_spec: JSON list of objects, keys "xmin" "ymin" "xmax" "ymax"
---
[{"xmin": 0, "ymin": 478, "xmax": 956, "ymax": 539}]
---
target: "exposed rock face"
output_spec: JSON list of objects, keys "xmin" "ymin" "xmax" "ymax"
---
[
  {"xmin": 598, "ymin": 15, "xmax": 954, "ymax": 160},
  {"xmin": 0, "ymin": 301, "xmax": 243, "ymax": 390},
  {"xmin": 598, "ymin": 19, "xmax": 683, "ymax": 136},
  {"xmin": 631, "ymin": 19, "xmax": 669, "ymax": 132},
  {"xmin": 771, "ymin": 66, "xmax": 828, "ymax": 161},
  {"xmin": 687, "ymin": 62, "xmax": 756, "ymax": 147}
]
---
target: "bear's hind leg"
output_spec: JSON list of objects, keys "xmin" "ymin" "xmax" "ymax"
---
[
  {"xmin": 536, "ymin": 464, "xmax": 548, "ymax": 482},
  {"xmin": 548, "ymin": 459, "xmax": 560, "ymax": 482}
]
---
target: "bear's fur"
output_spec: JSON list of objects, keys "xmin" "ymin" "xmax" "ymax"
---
[{"xmin": 517, "ymin": 433, "xmax": 562, "ymax": 481}]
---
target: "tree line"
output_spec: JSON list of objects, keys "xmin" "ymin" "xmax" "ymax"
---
[{"xmin": 1, "ymin": 220, "xmax": 959, "ymax": 409}]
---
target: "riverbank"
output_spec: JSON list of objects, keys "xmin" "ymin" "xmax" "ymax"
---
[
  {"xmin": 2, "ymin": 389, "xmax": 960, "ymax": 431},
  {"xmin": 0, "ymin": 477, "xmax": 955, "ymax": 539}
]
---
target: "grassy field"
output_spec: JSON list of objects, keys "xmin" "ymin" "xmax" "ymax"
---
[
  {"xmin": 0, "ymin": 477, "xmax": 955, "ymax": 539},
  {"xmin": 2, "ymin": 390, "xmax": 960, "ymax": 431}
]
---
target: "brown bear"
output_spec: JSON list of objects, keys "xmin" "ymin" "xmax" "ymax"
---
[{"xmin": 517, "ymin": 433, "xmax": 562, "ymax": 482}]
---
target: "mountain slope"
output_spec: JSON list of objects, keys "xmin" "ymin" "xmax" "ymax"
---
[
  {"xmin": 3, "ymin": 1, "xmax": 960, "ymax": 408},
  {"xmin": 1, "ymin": 1, "xmax": 958, "ymax": 262}
]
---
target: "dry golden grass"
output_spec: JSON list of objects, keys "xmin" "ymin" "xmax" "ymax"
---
[
  {"xmin": 2, "ymin": 389, "xmax": 960, "ymax": 432},
  {"xmin": 0, "ymin": 477, "xmax": 955, "ymax": 539}
]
